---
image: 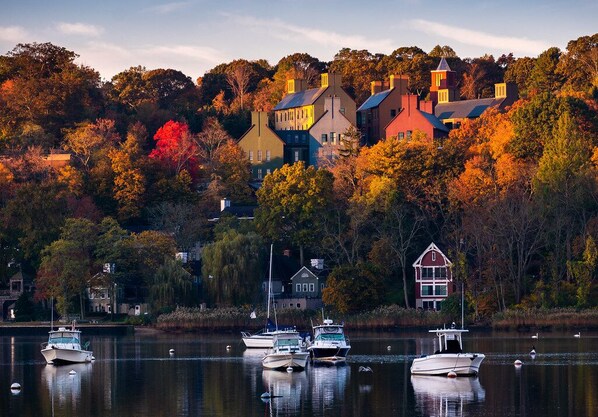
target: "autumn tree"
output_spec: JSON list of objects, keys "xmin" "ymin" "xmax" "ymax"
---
[
  {"xmin": 149, "ymin": 120, "xmax": 198, "ymax": 178},
  {"xmin": 322, "ymin": 263, "xmax": 383, "ymax": 314},
  {"xmin": 557, "ymin": 33, "xmax": 598, "ymax": 92}
]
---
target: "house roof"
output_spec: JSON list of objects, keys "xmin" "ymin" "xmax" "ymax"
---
[
  {"xmin": 357, "ymin": 89, "xmax": 392, "ymax": 111},
  {"xmin": 290, "ymin": 266, "xmax": 319, "ymax": 281},
  {"xmin": 436, "ymin": 57, "xmax": 452, "ymax": 72},
  {"xmin": 435, "ymin": 97, "xmax": 505, "ymax": 120},
  {"xmin": 419, "ymin": 110, "xmax": 450, "ymax": 132},
  {"xmin": 412, "ymin": 242, "xmax": 453, "ymax": 267},
  {"xmin": 273, "ymin": 87, "xmax": 326, "ymax": 110}
]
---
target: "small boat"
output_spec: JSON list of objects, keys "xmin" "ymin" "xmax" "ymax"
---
[
  {"xmin": 307, "ymin": 318, "xmax": 351, "ymax": 364},
  {"xmin": 410, "ymin": 326, "xmax": 484, "ymax": 376},
  {"xmin": 262, "ymin": 332, "xmax": 309, "ymax": 371},
  {"xmin": 41, "ymin": 322, "xmax": 93, "ymax": 365},
  {"xmin": 242, "ymin": 244, "xmax": 296, "ymax": 348}
]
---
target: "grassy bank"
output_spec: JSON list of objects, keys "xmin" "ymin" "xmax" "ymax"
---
[
  {"xmin": 491, "ymin": 308, "xmax": 598, "ymax": 331},
  {"xmin": 155, "ymin": 305, "xmax": 598, "ymax": 332}
]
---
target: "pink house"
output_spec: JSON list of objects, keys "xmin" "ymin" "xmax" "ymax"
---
[
  {"xmin": 385, "ymin": 94, "xmax": 449, "ymax": 143},
  {"xmin": 412, "ymin": 243, "xmax": 454, "ymax": 310}
]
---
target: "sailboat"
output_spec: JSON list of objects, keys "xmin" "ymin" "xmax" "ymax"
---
[{"xmin": 242, "ymin": 244, "xmax": 296, "ymax": 348}]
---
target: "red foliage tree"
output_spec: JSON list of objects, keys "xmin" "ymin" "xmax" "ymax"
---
[{"xmin": 149, "ymin": 120, "xmax": 198, "ymax": 179}]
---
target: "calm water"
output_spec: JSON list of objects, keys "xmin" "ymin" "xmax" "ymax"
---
[{"xmin": 0, "ymin": 329, "xmax": 597, "ymax": 417}]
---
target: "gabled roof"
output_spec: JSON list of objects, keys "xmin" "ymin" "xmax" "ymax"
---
[
  {"xmin": 274, "ymin": 87, "xmax": 326, "ymax": 110},
  {"xmin": 412, "ymin": 242, "xmax": 452, "ymax": 267},
  {"xmin": 419, "ymin": 110, "xmax": 450, "ymax": 132},
  {"xmin": 290, "ymin": 266, "xmax": 319, "ymax": 281},
  {"xmin": 435, "ymin": 97, "xmax": 505, "ymax": 120},
  {"xmin": 357, "ymin": 89, "xmax": 392, "ymax": 111},
  {"xmin": 237, "ymin": 122, "xmax": 286, "ymax": 146},
  {"xmin": 436, "ymin": 57, "xmax": 452, "ymax": 72}
]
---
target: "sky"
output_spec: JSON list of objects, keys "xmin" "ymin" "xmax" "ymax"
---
[{"xmin": 1, "ymin": 0, "xmax": 596, "ymax": 82}]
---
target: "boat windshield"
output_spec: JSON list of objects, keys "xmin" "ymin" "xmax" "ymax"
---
[
  {"xmin": 275, "ymin": 338, "xmax": 300, "ymax": 347},
  {"xmin": 49, "ymin": 332, "xmax": 80, "ymax": 343},
  {"xmin": 316, "ymin": 333, "xmax": 345, "ymax": 341}
]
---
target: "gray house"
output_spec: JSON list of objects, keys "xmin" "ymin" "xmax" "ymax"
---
[{"xmin": 276, "ymin": 265, "xmax": 326, "ymax": 310}]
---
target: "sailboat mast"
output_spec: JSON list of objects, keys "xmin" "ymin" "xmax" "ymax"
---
[{"xmin": 267, "ymin": 243, "xmax": 273, "ymax": 320}]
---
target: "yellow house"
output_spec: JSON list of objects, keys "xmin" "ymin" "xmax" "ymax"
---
[
  {"xmin": 238, "ymin": 111, "xmax": 286, "ymax": 181},
  {"xmin": 273, "ymin": 73, "xmax": 356, "ymax": 131}
]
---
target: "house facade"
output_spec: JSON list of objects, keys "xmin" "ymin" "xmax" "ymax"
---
[
  {"xmin": 274, "ymin": 265, "xmax": 326, "ymax": 311},
  {"xmin": 412, "ymin": 243, "xmax": 454, "ymax": 310},
  {"xmin": 307, "ymin": 96, "xmax": 355, "ymax": 166},
  {"xmin": 385, "ymin": 94, "xmax": 449, "ymax": 143},
  {"xmin": 357, "ymin": 75, "xmax": 409, "ymax": 145},
  {"xmin": 273, "ymin": 73, "xmax": 356, "ymax": 131}
]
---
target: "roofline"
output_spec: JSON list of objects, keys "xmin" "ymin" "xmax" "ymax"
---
[{"xmin": 412, "ymin": 242, "xmax": 453, "ymax": 267}]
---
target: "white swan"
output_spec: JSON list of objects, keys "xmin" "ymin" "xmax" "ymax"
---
[
  {"xmin": 531, "ymin": 333, "xmax": 538, "ymax": 339},
  {"xmin": 574, "ymin": 332, "xmax": 581, "ymax": 338}
]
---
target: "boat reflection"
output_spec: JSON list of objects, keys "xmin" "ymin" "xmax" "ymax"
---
[
  {"xmin": 261, "ymin": 369, "xmax": 308, "ymax": 416},
  {"xmin": 411, "ymin": 375, "xmax": 485, "ymax": 417},
  {"xmin": 310, "ymin": 364, "xmax": 350, "ymax": 409},
  {"xmin": 42, "ymin": 363, "xmax": 93, "ymax": 410}
]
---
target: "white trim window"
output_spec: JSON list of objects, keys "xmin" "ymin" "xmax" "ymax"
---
[
  {"xmin": 309, "ymin": 283, "xmax": 315, "ymax": 292},
  {"xmin": 296, "ymin": 284, "xmax": 301, "ymax": 292}
]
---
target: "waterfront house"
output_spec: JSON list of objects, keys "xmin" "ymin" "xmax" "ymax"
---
[{"xmin": 412, "ymin": 243, "xmax": 454, "ymax": 310}]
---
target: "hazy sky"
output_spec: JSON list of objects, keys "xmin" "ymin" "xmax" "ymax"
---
[{"xmin": 1, "ymin": 0, "xmax": 596, "ymax": 81}]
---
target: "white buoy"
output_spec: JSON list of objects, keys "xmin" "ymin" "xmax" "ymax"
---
[
  {"xmin": 386, "ymin": 345, "xmax": 391, "ymax": 351},
  {"xmin": 10, "ymin": 382, "xmax": 21, "ymax": 391},
  {"xmin": 260, "ymin": 392, "xmax": 272, "ymax": 399},
  {"xmin": 69, "ymin": 370, "xmax": 77, "ymax": 375},
  {"xmin": 226, "ymin": 345, "xmax": 232, "ymax": 350},
  {"xmin": 286, "ymin": 366, "xmax": 293, "ymax": 373},
  {"xmin": 514, "ymin": 359, "xmax": 523, "ymax": 366},
  {"xmin": 574, "ymin": 332, "xmax": 581, "ymax": 338},
  {"xmin": 169, "ymin": 349, "xmax": 175, "ymax": 354},
  {"xmin": 447, "ymin": 370, "xmax": 457, "ymax": 378},
  {"xmin": 530, "ymin": 349, "xmax": 536, "ymax": 355}
]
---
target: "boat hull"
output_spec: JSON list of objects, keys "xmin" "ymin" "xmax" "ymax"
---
[
  {"xmin": 410, "ymin": 353, "xmax": 485, "ymax": 376},
  {"xmin": 41, "ymin": 347, "xmax": 93, "ymax": 365},
  {"xmin": 242, "ymin": 334, "xmax": 274, "ymax": 348},
  {"xmin": 262, "ymin": 352, "xmax": 310, "ymax": 370},
  {"xmin": 309, "ymin": 346, "xmax": 350, "ymax": 363}
]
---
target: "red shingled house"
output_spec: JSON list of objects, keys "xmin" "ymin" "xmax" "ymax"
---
[{"xmin": 412, "ymin": 243, "xmax": 454, "ymax": 310}]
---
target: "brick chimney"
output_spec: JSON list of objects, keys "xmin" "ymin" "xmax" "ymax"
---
[{"xmin": 287, "ymin": 79, "xmax": 306, "ymax": 94}]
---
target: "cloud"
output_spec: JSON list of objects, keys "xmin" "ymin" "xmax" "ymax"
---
[
  {"xmin": 228, "ymin": 14, "xmax": 395, "ymax": 53},
  {"xmin": 142, "ymin": 44, "xmax": 227, "ymax": 65},
  {"xmin": 408, "ymin": 19, "xmax": 550, "ymax": 55},
  {"xmin": 0, "ymin": 26, "xmax": 28, "ymax": 42},
  {"xmin": 57, "ymin": 22, "xmax": 103, "ymax": 37},
  {"xmin": 145, "ymin": 2, "xmax": 192, "ymax": 14}
]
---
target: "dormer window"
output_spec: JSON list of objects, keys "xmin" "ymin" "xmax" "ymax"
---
[{"xmin": 432, "ymin": 252, "xmax": 436, "ymax": 261}]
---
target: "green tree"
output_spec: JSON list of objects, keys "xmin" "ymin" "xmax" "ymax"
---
[
  {"xmin": 567, "ymin": 235, "xmax": 597, "ymax": 308},
  {"xmin": 255, "ymin": 162, "xmax": 334, "ymax": 265},
  {"xmin": 148, "ymin": 257, "xmax": 193, "ymax": 312},
  {"xmin": 202, "ymin": 230, "xmax": 264, "ymax": 306},
  {"xmin": 528, "ymin": 47, "xmax": 565, "ymax": 93},
  {"xmin": 322, "ymin": 263, "xmax": 383, "ymax": 314}
]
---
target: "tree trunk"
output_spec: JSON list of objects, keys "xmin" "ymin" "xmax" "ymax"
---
[
  {"xmin": 402, "ymin": 267, "xmax": 410, "ymax": 308},
  {"xmin": 79, "ymin": 292, "xmax": 85, "ymax": 320}
]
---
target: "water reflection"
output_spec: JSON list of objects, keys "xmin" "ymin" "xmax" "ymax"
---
[
  {"xmin": 310, "ymin": 364, "xmax": 350, "ymax": 409},
  {"xmin": 411, "ymin": 376, "xmax": 485, "ymax": 417},
  {"xmin": 262, "ymin": 369, "xmax": 308, "ymax": 416},
  {"xmin": 42, "ymin": 363, "xmax": 93, "ymax": 413}
]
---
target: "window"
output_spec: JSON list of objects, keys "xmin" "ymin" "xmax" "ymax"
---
[
  {"xmin": 423, "ymin": 301, "xmax": 434, "ymax": 310},
  {"xmin": 407, "ymin": 130, "xmax": 412, "ymax": 140},
  {"xmin": 435, "ymin": 285, "xmax": 447, "ymax": 296},
  {"xmin": 330, "ymin": 132, "xmax": 336, "ymax": 144},
  {"xmin": 398, "ymin": 132, "xmax": 404, "ymax": 140},
  {"xmin": 296, "ymin": 284, "xmax": 301, "ymax": 292},
  {"xmin": 266, "ymin": 168, "xmax": 271, "ymax": 175},
  {"xmin": 257, "ymin": 169, "xmax": 262, "ymax": 179},
  {"xmin": 422, "ymin": 267, "xmax": 434, "ymax": 279},
  {"xmin": 309, "ymin": 283, "xmax": 315, "ymax": 292},
  {"xmin": 257, "ymin": 150, "xmax": 262, "ymax": 162},
  {"xmin": 266, "ymin": 150, "xmax": 271, "ymax": 161},
  {"xmin": 437, "ymin": 267, "xmax": 447, "ymax": 278},
  {"xmin": 421, "ymin": 285, "xmax": 433, "ymax": 296},
  {"xmin": 435, "ymin": 73, "xmax": 442, "ymax": 87},
  {"xmin": 249, "ymin": 150, "xmax": 253, "ymax": 161},
  {"xmin": 302, "ymin": 283, "xmax": 308, "ymax": 292},
  {"xmin": 294, "ymin": 150, "xmax": 300, "ymax": 162},
  {"xmin": 390, "ymin": 109, "xmax": 396, "ymax": 118},
  {"xmin": 340, "ymin": 107, "xmax": 345, "ymax": 115},
  {"xmin": 431, "ymin": 252, "xmax": 436, "ymax": 261},
  {"xmin": 322, "ymin": 133, "xmax": 328, "ymax": 143}
]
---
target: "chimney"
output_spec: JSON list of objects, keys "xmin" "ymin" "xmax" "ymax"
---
[
  {"xmin": 389, "ymin": 75, "xmax": 409, "ymax": 93},
  {"xmin": 322, "ymin": 73, "xmax": 342, "ymax": 88},
  {"xmin": 220, "ymin": 198, "xmax": 230, "ymax": 212},
  {"xmin": 287, "ymin": 79, "xmax": 305, "ymax": 94},
  {"xmin": 371, "ymin": 81, "xmax": 383, "ymax": 95}
]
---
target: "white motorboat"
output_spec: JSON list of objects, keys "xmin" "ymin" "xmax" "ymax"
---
[
  {"xmin": 242, "ymin": 244, "xmax": 296, "ymax": 348},
  {"xmin": 410, "ymin": 327, "xmax": 484, "ymax": 376},
  {"xmin": 307, "ymin": 318, "xmax": 351, "ymax": 363},
  {"xmin": 41, "ymin": 323, "xmax": 93, "ymax": 365},
  {"xmin": 262, "ymin": 332, "xmax": 310, "ymax": 371}
]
